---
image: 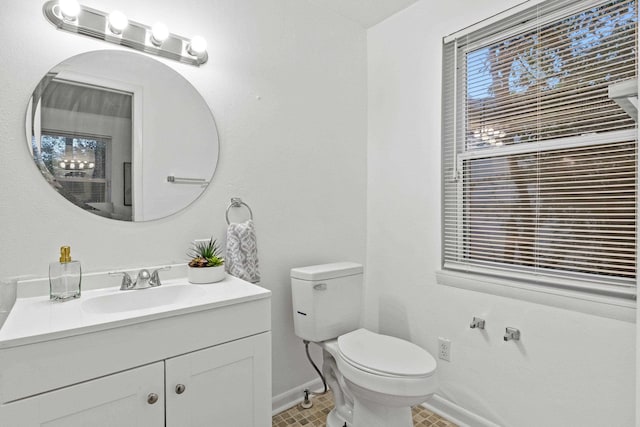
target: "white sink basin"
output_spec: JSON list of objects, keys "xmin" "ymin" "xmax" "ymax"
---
[{"xmin": 82, "ymin": 285, "xmax": 206, "ymax": 314}]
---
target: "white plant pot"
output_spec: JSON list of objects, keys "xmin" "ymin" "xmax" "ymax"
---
[{"xmin": 188, "ymin": 266, "xmax": 226, "ymax": 284}]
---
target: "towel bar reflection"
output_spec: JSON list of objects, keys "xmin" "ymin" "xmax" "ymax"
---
[
  {"xmin": 226, "ymin": 197, "xmax": 253, "ymax": 225},
  {"xmin": 167, "ymin": 175, "xmax": 209, "ymax": 186}
]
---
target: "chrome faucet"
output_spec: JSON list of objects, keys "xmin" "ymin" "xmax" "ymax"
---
[
  {"xmin": 109, "ymin": 271, "xmax": 133, "ymax": 290},
  {"xmin": 135, "ymin": 269, "xmax": 152, "ymax": 289},
  {"xmin": 503, "ymin": 327, "xmax": 521, "ymax": 342},
  {"xmin": 109, "ymin": 267, "xmax": 171, "ymax": 290},
  {"xmin": 469, "ymin": 317, "xmax": 485, "ymax": 329},
  {"xmin": 150, "ymin": 266, "xmax": 171, "ymax": 287}
]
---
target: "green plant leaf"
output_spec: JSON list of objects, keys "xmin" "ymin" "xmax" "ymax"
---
[{"xmin": 187, "ymin": 237, "xmax": 224, "ymax": 267}]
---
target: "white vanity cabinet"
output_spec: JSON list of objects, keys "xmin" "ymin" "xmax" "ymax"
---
[
  {"xmin": 0, "ymin": 362, "xmax": 165, "ymax": 427},
  {"xmin": 0, "ymin": 278, "xmax": 272, "ymax": 427},
  {"xmin": 166, "ymin": 332, "xmax": 271, "ymax": 426}
]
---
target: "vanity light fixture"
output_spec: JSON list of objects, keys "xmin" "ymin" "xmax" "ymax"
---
[
  {"xmin": 150, "ymin": 22, "xmax": 169, "ymax": 46},
  {"xmin": 470, "ymin": 126, "xmax": 507, "ymax": 148},
  {"xmin": 57, "ymin": 159, "xmax": 95, "ymax": 170},
  {"xmin": 187, "ymin": 35, "xmax": 207, "ymax": 58},
  {"xmin": 43, "ymin": 0, "xmax": 208, "ymax": 66},
  {"xmin": 107, "ymin": 10, "xmax": 128, "ymax": 35},
  {"xmin": 58, "ymin": 0, "xmax": 80, "ymax": 21}
]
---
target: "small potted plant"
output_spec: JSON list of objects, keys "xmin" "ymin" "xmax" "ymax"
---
[{"xmin": 187, "ymin": 237, "xmax": 225, "ymax": 284}]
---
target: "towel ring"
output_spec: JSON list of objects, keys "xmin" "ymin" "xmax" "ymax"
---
[{"xmin": 226, "ymin": 197, "xmax": 253, "ymax": 225}]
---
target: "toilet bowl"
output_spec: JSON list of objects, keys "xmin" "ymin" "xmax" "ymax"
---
[
  {"xmin": 326, "ymin": 329, "xmax": 437, "ymax": 427},
  {"xmin": 291, "ymin": 263, "xmax": 438, "ymax": 427}
]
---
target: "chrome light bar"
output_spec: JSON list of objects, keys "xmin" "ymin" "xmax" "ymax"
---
[{"xmin": 43, "ymin": 0, "xmax": 208, "ymax": 66}]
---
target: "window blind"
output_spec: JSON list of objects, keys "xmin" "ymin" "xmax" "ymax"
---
[
  {"xmin": 39, "ymin": 133, "xmax": 111, "ymax": 206},
  {"xmin": 442, "ymin": 0, "xmax": 638, "ymax": 298}
]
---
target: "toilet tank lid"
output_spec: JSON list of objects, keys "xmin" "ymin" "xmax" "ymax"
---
[{"xmin": 290, "ymin": 262, "xmax": 363, "ymax": 281}]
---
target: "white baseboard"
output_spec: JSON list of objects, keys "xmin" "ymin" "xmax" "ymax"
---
[
  {"xmin": 422, "ymin": 394, "xmax": 500, "ymax": 427},
  {"xmin": 272, "ymin": 378, "xmax": 324, "ymax": 416}
]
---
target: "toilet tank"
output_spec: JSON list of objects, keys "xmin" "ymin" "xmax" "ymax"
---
[{"xmin": 291, "ymin": 262, "xmax": 363, "ymax": 342}]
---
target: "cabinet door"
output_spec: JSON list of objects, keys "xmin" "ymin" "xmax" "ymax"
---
[
  {"xmin": 166, "ymin": 332, "xmax": 271, "ymax": 427},
  {"xmin": 0, "ymin": 362, "xmax": 164, "ymax": 427}
]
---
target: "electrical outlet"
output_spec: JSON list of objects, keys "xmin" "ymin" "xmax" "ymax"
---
[{"xmin": 438, "ymin": 337, "xmax": 451, "ymax": 362}]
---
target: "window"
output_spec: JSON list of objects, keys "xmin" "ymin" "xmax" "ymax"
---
[
  {"xmin": 37, "ymin": 132, "xmax": 111, "ymax": 205},
  {"xmin": 442, "ymin": 0, "xmax": 637, "ymax": 299}
]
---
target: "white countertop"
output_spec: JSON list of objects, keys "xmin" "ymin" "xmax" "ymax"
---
[{"xmin": 0, "ymin": 276, "xmax": 270, "ymax": 350}]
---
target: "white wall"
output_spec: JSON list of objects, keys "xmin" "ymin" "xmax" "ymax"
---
[
  {"xmin": 0, "ymin": 0, "xmax": 366, "ymax": 399},
  {"xmin": 367, "ymin": 1, "xmax": 636, "ymax": 426}
]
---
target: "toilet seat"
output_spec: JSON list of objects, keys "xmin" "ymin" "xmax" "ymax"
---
[
  {"xmin": 337, "ymin": 329, "xmax": 436, "ymax": 378},
  {"xmin": 329, "ymin": 329, "xmax": 438, "ymax": 401}
]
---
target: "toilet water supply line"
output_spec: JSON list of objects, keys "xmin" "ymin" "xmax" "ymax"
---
[{"xmin": 302, "ymin": 340, "xmax": 328, "ymax": 406}]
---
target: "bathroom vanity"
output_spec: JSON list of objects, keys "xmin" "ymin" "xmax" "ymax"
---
[{"xmin": 0, "ymin": 275, "xmax": 271, "ymax": 426}]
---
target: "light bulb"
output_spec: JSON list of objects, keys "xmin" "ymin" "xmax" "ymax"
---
[
  {"xmin": 59, "ymin": 0, "xmax": 80, "ymax": 20},
  {"xmin": 69, "ymin": 163, "xmax": 76, "ymax": 169},
  {"xmin": 59, "ymin": 162, "xmax": 66, "ymax": 168},
  {"xmin": 187, "ymin": 36, "xmax": 207, "ymax": 56},
  {"xmin": 150, "ymin": 22, "xmax": 169, "ymax": 46},
  {"xmin": 108, "ymin": 10, "xmax": 128, "ymax": 34},
  {"xmin": 89, "ymin": 162, "xmax": 95, "ymax": 168},
  {"xmin": 79, "ymin": 163, "xmax": 85, "ymax": 169}
]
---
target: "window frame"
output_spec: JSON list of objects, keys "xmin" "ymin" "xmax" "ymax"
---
[
  {"xmin": 439, "ymin": 0, "xmax": 638, "ymax": 307},
  {"xmin": 40, "ymin": 129, "xmax": 113, "ymax": 205}
]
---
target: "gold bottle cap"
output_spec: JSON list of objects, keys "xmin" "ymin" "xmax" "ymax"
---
[{"xmin": 59, "ymin": 246, "xmax": 72, "ymax": 263}]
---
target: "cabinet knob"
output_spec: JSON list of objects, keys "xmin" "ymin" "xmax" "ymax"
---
[
  {"xmin": 147, "ymin": 393, "xmax": 159, "ymax": 404},
  {"xmin": 175, "ymin": 384, "xmax": 186, "ymax": 394}
]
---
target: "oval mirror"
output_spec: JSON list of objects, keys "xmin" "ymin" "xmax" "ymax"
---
[{"xmin": 26, "ymin": 50, "xmax": 219, "ymax": 221}]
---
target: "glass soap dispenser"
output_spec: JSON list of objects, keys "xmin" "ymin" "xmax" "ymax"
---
[{"xmin": 49, "ymin": 246, "xmax": 82, "ymax": 301}]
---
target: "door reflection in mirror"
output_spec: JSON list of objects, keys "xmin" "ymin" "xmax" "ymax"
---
[{"xmin": 36, "ymin": 81, "xmax": 132, "ymax": 220}]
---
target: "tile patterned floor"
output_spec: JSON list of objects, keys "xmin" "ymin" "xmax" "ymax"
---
[{"xmin": 272, "ymin": 391, "xmax": 459, "ymax": 427}]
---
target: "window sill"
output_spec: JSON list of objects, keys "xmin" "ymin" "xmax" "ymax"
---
[{"xmin": 436, "ymin": 269, "xmax": 636, "ymax": 323}]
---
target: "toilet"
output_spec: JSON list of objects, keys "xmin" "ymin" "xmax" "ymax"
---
[{"xmin": 291, "ymin": 262, "xmax": 437, "ymax": 427}]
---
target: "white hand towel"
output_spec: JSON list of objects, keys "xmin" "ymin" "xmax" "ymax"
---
[{"xmin": 225, "ymin": 219, "xmax": 261, "ymax": 283}]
